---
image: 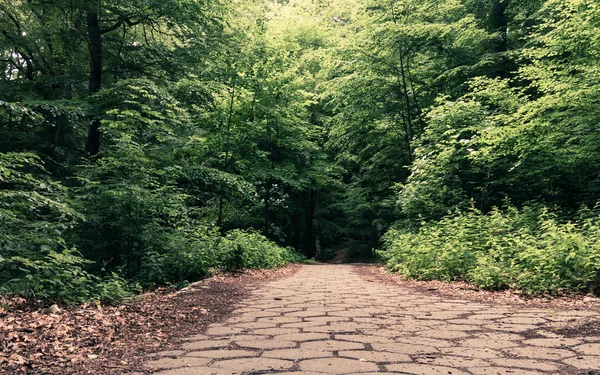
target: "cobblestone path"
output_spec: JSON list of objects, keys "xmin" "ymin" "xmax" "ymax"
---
[{"xmin": 143, "ymin": 265, "xmax": 600, "ymax": 375}]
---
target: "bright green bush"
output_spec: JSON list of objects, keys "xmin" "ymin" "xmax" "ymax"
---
[
  {"xmin": 137, "ymin": 227, "xmax": 305, "ymax": 286},
  {"xmin": 219, "ymin": 229, "xmax": 303, "ymax": 272},
  {"xmin": 0, "ymin": 249, "xmax": 130, "ymax": 304},
  {"xmin": 378, "ymin": 205, "xmax": 600, "ymax": 295}
]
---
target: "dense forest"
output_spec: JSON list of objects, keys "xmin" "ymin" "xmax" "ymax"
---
[{"xmin": 1, "ymin": 0, "xmax": 599, "ymax": 302}]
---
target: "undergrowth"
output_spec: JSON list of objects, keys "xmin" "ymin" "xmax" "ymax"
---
[{"xmin": 377, "ymin": 205, "xmax": 600, "ymax": 296}]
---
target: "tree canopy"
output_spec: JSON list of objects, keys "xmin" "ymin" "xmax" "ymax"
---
[{"xmin": 1, "ymin": 0, "xmax": 599, "ymax": 301}]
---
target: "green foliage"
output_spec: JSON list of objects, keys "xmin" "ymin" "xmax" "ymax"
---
[
  {"xmin": 378, "ymin": 205, "xmax": 600, "ymax": 295},
  {"xmin": 138, "ymin": 224, "xmax": 222, "ymax": 287},
  {"xmin": 220, "ymin": 229, "xmax": 305, "ymax": 272},
  {"xmin": 0, "ymin": 152, "xmax": 130, "ymax": 303},
  {"xmin": 2, "ymin": 0, "xmax": 600, "ymax": 304},
  {"xmin": 138, "ymin": 227, "xmax": 305, "ymax": 285},
  {"xmin": 0, "ymin": 249, "xmax": 130, "ymax": 304}
]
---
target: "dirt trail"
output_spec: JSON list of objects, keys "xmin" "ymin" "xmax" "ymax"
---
[{"xmin": 141, "ymin": 264, "xmax": 600, "ymax": 375}]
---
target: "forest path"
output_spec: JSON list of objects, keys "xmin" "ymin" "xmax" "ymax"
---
[{"xmin": 142, "ymin": 264, "xmax": 599, "ymax": 375}]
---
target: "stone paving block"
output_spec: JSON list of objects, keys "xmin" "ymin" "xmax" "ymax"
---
[
  {"xmin": 286, "ymin": 310, "xmax": 329, "ymax": 317},
  {"xmin": 371, "ymin": 342, "xmax": 439, "ymax": 355},
  {"xmin": 468, "ymin": 367, "xmax": 546, "ymax": 375},
  {"xmin": 442, "ymin": 324, "xmax": 481, "ymax": 331},
  {"xmin": 205, "ymin": 326, "xmax": 245, "ymax": 336},
  {"xmin": 299, "ymin": 357, "xmax": 379, "ymax": 373},
  {"xmin": 280, "ymin": 321, "xmax": 326, "ymax": 328},
  {"xmin": 562, "ymin": 355, "xmax": 600, "ymax": 369},
  {"xmin": 334, "ymin": 334, "xmax": 395, "ymax": 344},
  {"xmin": 212, "ymin": 357, "xmax": 293, "ymax": 371},
  {"xmin": 339, "ymin": 349, "xmax": 411, "ymax": 363},
  {"xmin": 274, "ymin": 332, "xmax": 330, "ymax": 341},
  {"xmin": 573, "ymin": 342, "xmax": 600, "ymax": 355},
  {"xmin": 490, "ymin": 358, "xmax": 560, "ymax": 371},
  {"xmin": 252, "ymin": 327, "xmax": 301, "ymax": 335},
  {"xmin": 229, "ymin": 322, "xmax": 278, "ymax": 329},
  {"xmin": 301, "ymin": 340, "xmax": 365, "ymax": 351},
  {"xmin": 186, "ymin": 349, "xmax": 257, "ymax": 358},
  {"xmin": 482, "ymin": 323, "xmax": 539, "ymax": 332},
  {"xmin": 385, "ymin": 363, "xmax": 471, "ymax": 374},
  {"xmin": 504, "ymin": 346, "xmax": 576, "ymax": 360},
  {"xmin": 416, "ymin": 329, "xmax": 471, "ymax": 340},
  {"xmin": 154, "ymin": 367, "xmax": 239, "ymax": 375},
  {"xmin": 256, "ymin": 316, "xmax": 303, "ymax": 324},
  {"xmin": 305, "ymin": 315, "xmax": 351, "ymax": 323},
  {"xmin": 262, "ymin": 348, "xmax": 333, "ymax": 360},
  {"xmin": 153, "ymin": 350, "xmax": 185, "ymax": 357},
  {"xmin": 498, "ymin": 316, "xmax": 548, "ymax": 324},
  {"xmin": 394, "ymin": 337, "xmax": 454, "ymax": 348},
  {"xmin": 180, "ymin": 334, "xmax": 212, "ymax": 341},
  {"xmin": 234, "ymin": 339, "xmax": 296, "ymax": 349},
  {"xmin": 439, "ymin": 347, "xmax": 502, "ymax": 359},
  {"xmin": 459, "ymin": 338, "xmax": 519, "ymax": 349},
  {"xmin": 420, "ymin": 355, "xmax": 490, "ymax": 368},
  {"xmin": 144, "ymin": 356, "xmax": 211, "ymax": 369},
  {"xmin": 182, "ymin": 340, "xmax": 230, "ymax": 351}
]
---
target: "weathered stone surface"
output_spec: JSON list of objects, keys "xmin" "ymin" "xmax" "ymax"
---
[
  {"xmin": 140, "ymin": 264, "xmax": 597, "ymax": 374},
  {"xmin": 504, "ymin": 346, "xmax": 575, "ymax": 360},
  {"xmin": 339, "ymin": 349, "xmax": 411, "ymax": 363},
  {"xmin": 468, "ymin": 367, "xmax": 545, "ymax": 375},
  {"xmin": 234, "ymin": 339, "xmax": 296, "ymax": 349},
  {"xmin": 262, "ymin": 348, "xmax": 332, "ymax": 360},
  {"xmin": 299, "ymin": 357, "xmax": 379, "ymax": 373},
  {"xmin": 573, "ymin": 342, "xmax": 600, "ymax": 355},
  {"xmin": 153, "ymin": 350, "xmax": 185, "ymax": 357},
  {"xmin": 212, "ymin": 357, "xmax": 293, "ymax": 371},
  {"xmin": 523, "ymin": 338, "xmax": 583, "ymax": 347},
  {"xmin": 371, "ymin": 342, "xmax": 439, "ymax": 355},
  {"xmin": 186, "ymin": 349, "xmax": 257, "ymax": 359},
  {"xmin": 385, "ymin": 363, "xmax": 471, "ymax": 374},
  {"xmin": 301, "ymin": 340, "xmax": 365, "ymax": 351},
  {"xmin": 489, "ymin": 358, "xmax": 560, "ymax": 371},
  {"xmin": 181, "ymin": 340, "xmax": 230, "ymax": 351},
  {"xmin": 562, "ymin": 355, "xmax": 600, "ymax": 369},
  {"xmin": 144, "ymin": 357, "xmax": 211, "ymax": 369},
  {"xmin": 154, "ymin": 368, "xmax": 238, "ymax": 375}
]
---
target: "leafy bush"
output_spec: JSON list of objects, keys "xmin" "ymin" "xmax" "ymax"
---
[
  {"xmin": 137, "ymin": 227, "xmax": 305, "ymax": 286},
  {"xmin": 0, "ymin": 249, "xmax": 130, "ymax": 304},
  {"xmin": 138, "ymin": 224, "xmax": 222, "ymax": 287},
  {"xmin": 0, "ymin": 152, "xmax": 131, "ymax": 303},
  {"xmin": 219, "ymin": 229, "xmax": 303, "ymax": 272},
  {"xmin": 378, "ymin": 205, "xmax": 600, "ymax": 295}
]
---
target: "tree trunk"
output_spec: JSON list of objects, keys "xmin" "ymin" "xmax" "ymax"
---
[
  {"xmin": 304, "ymin": 189, "xmax": 316, "ymax": 258},
  {"xmin": 490, "ymin": 0, "xmax": 510, "ymax": 78},
  {"xmin": 85, "ymin": 11, "xmax": 102, "ymax": 155}
]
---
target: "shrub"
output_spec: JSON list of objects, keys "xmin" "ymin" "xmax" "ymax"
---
[
  {"xmin": 137, "ymin": 227, "xmax": 306, "ymax": 286},
  {"xmin": 378, "ymin": 204, "xmax": 600, "ymax": 295},
  {"xmin": 0, "ymin": 152, "xmax": 130, "ymax": 304},
  {"xmin": 219, "ymin": 229, "xmax": 301, "ymax": 271},
  {"xmin": 0, "ymin": 249, "xmax": 130, "ymax": 304}
]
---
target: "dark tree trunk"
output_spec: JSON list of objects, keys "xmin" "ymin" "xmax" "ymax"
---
[
  {"xmin": 490, "ymin": 0, "xmax": 510, "ymax": 78},
  {"xmin": 86, "ymin": 11, "xmax": 102, "ymax": 155},
  {"xmin": 304, "ymin": 189, "xmax": 316, "ymax": 258}
]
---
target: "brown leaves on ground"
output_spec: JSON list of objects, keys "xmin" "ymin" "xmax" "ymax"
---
[
  {"xmin": 0, "ymin": 264, "xmax": 300, "ymax": 375},
  {"xmin": 361, "ymin": 265, "xmax": 600, "ymax": 310}
]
